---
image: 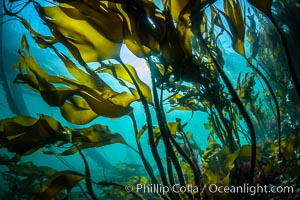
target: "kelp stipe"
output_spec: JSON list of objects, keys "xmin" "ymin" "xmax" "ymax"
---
[{"xmin": 247, "ymin": 0, "xmax": 300, "ymax": 101}]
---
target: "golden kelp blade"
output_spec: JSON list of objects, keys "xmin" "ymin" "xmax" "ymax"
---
[
  {"xmin": 21, "ymin": 34, "xmax": 29, "ymax": 51},
  {"xmin": 136, "ymin": 125, "xmax": 162, "ymax": 146},
  {"xmin": 177, "ymin": 12, "xmax": 193, "ymax": 59},
  {"xmin": 51, "ymin": 49, "xmax": 100, "ymax": 89},
  {"xmin": 136, "ymin": 121, "xmax": 185, "ymax": 145},
  {"xmin": 66, "ymin": 1, "xmax": 124, "ymax": 43},
  {"xmin": 47, "ymin": 42, "xmax": 138, "ymax": 115},
  {"xmin": 162, "ymin": 0, "xmax": 190, "ymax": 21},
  {"xmin": 60, "ymin": 96, "xmax": 99, "ymax": 125},
  {"xmin": 166, "ymin": 0, "xmax": 218, "ymax": 59},
  {"xmin": 0, "ymin": 114, "xmax": 128, "ymax": 158},
  {"xmin": 96, "ymin": 63, "xmax": 153, "ymax": 104},
  {"xmin": 15, "ymin": 35, "xmax": 136, "ymax": 123},
  {"xmin": 0, "ymin": 115, "xmax": 68, "ymax": 157},
  {"xmin": 136, "ymin": 124, "xmax": 148, "ymax": 144},
  {"xmin": 167, "ymin": 121, "xmax": 182, "ymax": 135},
  {"xmin": 108, "ymin": 1, "xmax": 161, "ymax": 57},
  {"xmin": 61, "ymin": 124, "xmax": 127, "ymax": 155},
  {"xmin": 0, "ymin": 115, "xmax": 37, "ymax": 135},
  {"xmin": 36, "ymin": 3, "xmax": 121, "ymax": 62},
  {"xmin": 202, "ymin": 143, "xmax": 262, "ymax": 186},
  {"xmin": 34, "ymin": 171, "xmax": 86, "ymax": 200},
  {"xmin": 222, "ymin": 0, "xmax": 246, "ymax": 56},
  {"xmin": 57, "ymin": 77, "xmax": 135, "ymax": 117}
]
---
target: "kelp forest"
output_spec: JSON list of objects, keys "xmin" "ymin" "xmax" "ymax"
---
[{"xmin": 0, "ymin": 0, "xmax": 300, "ymax": 199}]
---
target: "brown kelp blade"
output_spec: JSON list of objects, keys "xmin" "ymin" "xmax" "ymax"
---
[
  {"xmin": 35, "ymin": 3, "xmax": 122, "ymax": 63},
  {"xmin": 96, "ymin": 62, "xmax": 153, "ymax": 104},
  {"xmin": 15, "ymin": 35, "xmax": 136, "ymax": 123},
  {"xmin": 34, "ymin": 171, "xmax": 86, "ymax": 200},
  {"xmin": 247, "ymin": 0, "xmax": 273, "ymax": 19},
  {"xmin": 61, "ymin": 124, "xmax": 127, "ymax": 155},
  {"xmin": 0, "ymin": 115, "xmax": 128, "ymax": 158},
  {"xmin": 221, "ymin": 0, "xmax": 246, "ymax": 56},
  {"xmin": 0, "ymin": 115, "xmax": 68, "ymax": 157}
]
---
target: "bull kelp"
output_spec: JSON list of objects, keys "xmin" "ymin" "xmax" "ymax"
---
[{"xmin": 0, "ymin": 0, "xmax": 299, "ymax": 199}]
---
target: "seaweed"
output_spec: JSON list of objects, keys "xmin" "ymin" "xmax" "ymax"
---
[{"xmin": 1, "ymin": 0, "xmax": 300, "ymax": 199}]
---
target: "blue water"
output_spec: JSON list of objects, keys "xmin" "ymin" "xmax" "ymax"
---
[{"xmin": 0, "ymin": 2, "xmax": 212, "ymax": 178}]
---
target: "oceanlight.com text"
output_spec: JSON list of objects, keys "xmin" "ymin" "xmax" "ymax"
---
[
  {"xmin": 125, "ymin": 183, "xmax": 294, "ymax": 196},
  {"xmin": 208, "ymin": 183, "xmax": 294, "ymax": 196}
]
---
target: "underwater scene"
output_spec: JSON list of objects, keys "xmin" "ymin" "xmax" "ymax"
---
[{"xmin": 0, "ymin": 0, "xmax": 300, "ymax": 199}]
